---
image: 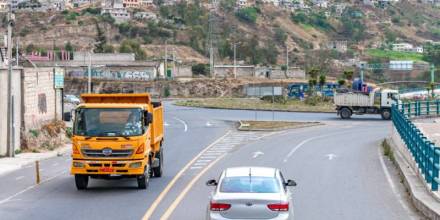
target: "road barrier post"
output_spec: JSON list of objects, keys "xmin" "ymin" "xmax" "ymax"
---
[{"xmin": 36, "ymin": 161, "xmax": 40, "ymax": 184}]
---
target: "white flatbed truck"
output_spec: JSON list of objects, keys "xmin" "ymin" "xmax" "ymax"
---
[{"xmin": 334, "ymin": 89, "xmax": 399, "ymax": 120}]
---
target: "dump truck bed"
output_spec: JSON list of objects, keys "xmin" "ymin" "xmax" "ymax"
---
[{"xmin": 334, "ymin": 92, "xmax": 374, "ymax": 107}]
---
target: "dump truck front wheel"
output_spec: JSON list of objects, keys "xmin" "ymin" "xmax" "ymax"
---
[
  {"xmin": 137, "ymin": 165, "xmax": 150, "ymax": 189},
  {"xmin": 75, "ymin": 175, "xmax": 89, "ymax": 190}
]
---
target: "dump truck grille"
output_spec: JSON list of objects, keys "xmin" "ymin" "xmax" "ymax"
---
[{"xmin": 82, "ymin": 149, "xmax": 133, "ymax": 158}]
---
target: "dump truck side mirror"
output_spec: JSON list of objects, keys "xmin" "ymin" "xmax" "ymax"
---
[{"xmin": 145, "ymin": 112, "xmax": 153, "ymax": 125}]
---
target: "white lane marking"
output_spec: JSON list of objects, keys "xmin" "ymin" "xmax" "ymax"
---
[
  {"xmin": 377, "ymin": 146, "xmax": 415, "ymax": 218},
  {"xmin": 0, "ymin": 171, "xmax": 67, "ymax": 205},
  {"xmin": 196, "ymin": 160, "xmax": 212, "ymax": 163},
  {"xmin": 283, "ymin": 130, "xmax": 355, "ymax": 163},
  {"xmin": 325, "ymin": 154, "xmax": 337, "ymax": 160},
  {"xmin": 190, "ymin": 166, "xmax": 203, "ymax": 169},
  {"xmin": 173, "ymin": 117, "xmax": 188, "ymax": 132},
  {"xmin": 206, "ymin": 121, "xmax": 212, "ymax": 127},
  {"xmin": 52, "ymin": 163, "xmax": 58, "ymax": 167},
  {"xmin": 164, "ymin": 121, "xmax": 170, "ymax": 127},
  {"xmin": 15, "ymin": 176, "xmax": 24, "ymax": 181},
  {"xmin": 252, "ymin": 151, "xmax": 264, "ymax": 159}
]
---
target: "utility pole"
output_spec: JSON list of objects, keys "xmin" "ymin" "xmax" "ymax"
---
[
  {"xmin": 165, "ymin": 40, "xmax": 168, "ymax": 78},
  {"xmin": 286, "ymin": 45, "xmax": 289, "ymax": 76},
  {"xmin": 88, "ymin": 50, "xmax": 92, "ymax": 93},
  {"xmin": 172, "ymin": 47, "xmax": 176, "ymax": 79},
  {"xmin": 6, "ymin": 8, "xmax": 14, "ymax": 157},
  {"xmin": 233, "ymin": 43, "xmax": 236, "ymax": 79},
  {"xmin": 15, "ymin": 37, "xmax": 18, "ymax": 66},
  {"xmin": 430, "ymin": 63, "xmax": 435, "ymax": 84}
]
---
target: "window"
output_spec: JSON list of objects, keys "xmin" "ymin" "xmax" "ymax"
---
[{"xmin": 220, "ymin": 176, "xmax": 281, "ymax": 193}]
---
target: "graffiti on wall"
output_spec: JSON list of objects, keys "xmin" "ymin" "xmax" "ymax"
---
[
  {"xmin": 67, "ymin": 69, "xmax": 155, "ymax": 81},
  {"xmin": 38, "ymin": 93, "xmax": 47, "ymax": 114}
]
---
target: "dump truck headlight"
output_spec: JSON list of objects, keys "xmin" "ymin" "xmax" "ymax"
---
[
  {"xmin": 129, "ymin": 162, "xmax": 142, "ymax": 168},
  {"xmin": 73, "ymin": 162, "xmax": 85, "ymax": 168}
]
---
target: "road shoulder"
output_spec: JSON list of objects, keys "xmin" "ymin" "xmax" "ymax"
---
[
  {"xmin": 0, "ymin": 145, "xmax": 70, "ymax": 177},
  {"xmin": 386, "ymin": 137, "xmax": 440, "ymax": 219}
]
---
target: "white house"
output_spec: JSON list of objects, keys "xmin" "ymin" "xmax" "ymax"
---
[
  {"xmin": 392, "ymin": 43, "xmax": 424, "ymax": 53},
  {"xmin": 312, "ymin": 0, "xmax": 327, "ymax": 8},
  {"xmin": 101, "ymin": 0, "xmax": 130, "ymax": 23},
  {"xmin": 237, "ymin": 0, "xmax": 247, "ymax": 8},
  {"xmin": 140, "ymin": 0, "xmax": 153, "ymax": 6},
  {"xmin": 262, "ymin": 0, "xmax": 280, "ymax": 6}
]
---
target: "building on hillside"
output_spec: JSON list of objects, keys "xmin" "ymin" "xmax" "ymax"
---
[
  {"xmin": 262, "ymin": 0, "xmax": 280, "ymax": 7},
  {"xmin": 140, "ymin": 0, "xmax": 153, "ymax": 6},
  {"xmin": 312, "ymin": 0, "xmax": 327, "ymax": 8},
  {"xmin": 134, "ymin": 11, "xmax": 158, "ymax": 22},
  {"xmin": 324, "ymin": 40, "xmax": 348, "ymax": 53},
  {"xmin": 123, "ymin": 0, "xmax": 140, "ymax": 8},
  {"xmin": 392, "ymin": 43, "xmax": 423, "ymax": 53},
  {"xmin": 422, "ymin": 0, "xmax": 440, "ymax": 6},
  {"xmin": 237, "ymin": 0, "xmax": 248, "ymax": 8},
  {"xmin": 101, "ymin": 0, "xmax": 130, "ymax": 23},
  {"xmin": 333, "ymin": 3, "xmax": 347, "ymax": 17}
]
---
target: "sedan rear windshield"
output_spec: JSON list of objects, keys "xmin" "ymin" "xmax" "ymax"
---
[{"xmin": 220, "ymin": 176, "xmax": 280, "ymax": 193}]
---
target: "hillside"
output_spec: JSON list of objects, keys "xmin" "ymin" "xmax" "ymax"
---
[{"xmin": 2, "ymin": 0, "xmax": 440, "ymax": 68}]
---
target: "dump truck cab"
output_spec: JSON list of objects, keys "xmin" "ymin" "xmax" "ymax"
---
[{"xmin": 68, "ymin": 94, "xmax": 164, "ymax": 190}]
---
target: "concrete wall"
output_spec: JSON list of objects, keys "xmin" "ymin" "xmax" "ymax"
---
[
  {"xmin": 214, "ymin": 66, "xmax": 255, "ymax": 78},
  {"xmin": 73, "ymin": 52, "xmax": 135, "ymax": 62},
  {"xmin": 21, "ymin": 67, "xmax": 62, "ymax": 130},
  {"xmin": 65, "ymin": 66, "xmax": 157, "ymax": 81},
  {"xmin": 0, "ymin": 69, "xmax": 22, "ymax": 156}
]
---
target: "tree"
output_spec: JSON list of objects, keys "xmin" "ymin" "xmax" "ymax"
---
[
  {"xmin": 103, "ymin": 44, "xmax": 115, "ymax": 53},
  {"xmin": 274, "ymin": 27, "xmax": 287, "ymax": 45},
  {"xmin": 343, "ymin": 70, "xmax": 354, "ymax": 81},
  {"xmin": 423, "ymin": 43, "xmax": 440, "ymax": 66},
  {"xmin": 191, "ymin": 63, "xmax": 209, "ymax": 76},
  {"xmin": 94, "ymin": 21, "xmax": 107, "ymax": 53},
  {"xmin": 235, "ymin": 7, "xmax": 258, "ymax": 24},
  {"xmin": 338, "ymin": 79, "xmax": 346, "ymax": 86},
  {"xmin": 319, "ymin": 74, "xmax": 326, "ymax": 89},
  {"xmin": 119, "ymin": 40, "xmax": 146, "ymax": 60},
  {"xmin": 65, "ymin": 41, "xmax": 74, "ymax": 52}
]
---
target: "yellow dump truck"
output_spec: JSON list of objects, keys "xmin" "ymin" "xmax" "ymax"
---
[{"xmin": 65, "ymin": 93, "xmax": 164, "ymax": 190}]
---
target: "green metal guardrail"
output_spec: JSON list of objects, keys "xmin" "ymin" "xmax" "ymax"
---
[{"xmin": 392, "ymin": 101, "xmax": 440, "ymax": 191}]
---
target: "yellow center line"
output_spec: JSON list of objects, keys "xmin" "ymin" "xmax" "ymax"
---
[
  {"xmin": 142, "ymin": 130, "xmax": 231, "ymax": 220},
  {"xmin": 160, "ymin": 153, "xmax": 226, "ymax": 220}
]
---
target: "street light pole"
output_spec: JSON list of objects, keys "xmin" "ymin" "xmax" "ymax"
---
[
  {"xmin": 233, "ymin": 43, "xmax": 236, "ymax": 79},
  {"xmin": 6, "ymin": 8, "xmax": 14, "ymax": 157}
]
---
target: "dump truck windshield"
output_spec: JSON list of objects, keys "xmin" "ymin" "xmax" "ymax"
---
[{"xmin": 74, "ymin": 108, "xmax": 144, "ymax": 137}]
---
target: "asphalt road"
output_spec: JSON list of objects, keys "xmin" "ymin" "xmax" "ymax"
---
[{"xmin": 0, "ymin": 102, "xmax": 421, "ymax": 220}]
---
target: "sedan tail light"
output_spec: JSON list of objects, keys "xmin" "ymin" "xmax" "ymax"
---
[
  {"xmin": 210, "ymin": 201, "xmax": 231, "ymax": 211},
  {"xmin": 267, "ymin": 203, "xmax": 289, "ymax": 211}
]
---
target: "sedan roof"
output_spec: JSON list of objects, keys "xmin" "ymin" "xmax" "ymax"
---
[{"xmin": 224, "ymin": 167, "xmax": 277, "ymax": 178}]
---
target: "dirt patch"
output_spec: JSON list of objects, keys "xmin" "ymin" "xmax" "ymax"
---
[
  {"xmin": 21, "ymin": 120, "xmax": 70, "ymax": 153},
  {"xmin": 175, "ymin": 98, "xmax": 335, "ymax": 113},
  {"xmin": 238, "ymin": 120, "xmax": 322, "ymax": 131}
]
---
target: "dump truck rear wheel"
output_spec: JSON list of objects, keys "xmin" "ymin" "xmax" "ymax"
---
[
  {"xmin": 75, "ymin": 175, "xmax": 88, "ymax": 190},
  {"xmin": 137, "ymin": 165, "xmax": 150, "ymax": 189},
  {"xmin": 152, "ymin": 148, "xmax": 163, "ymax": 178},
  {"xmin": 340, "ymin": 108, "xmax": 352, "ymax": 119}
]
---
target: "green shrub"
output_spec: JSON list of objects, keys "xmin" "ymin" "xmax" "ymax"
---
[
  {"xmin": 191, "ymin": 63, "xmax": 209, "ymax": 76},
  {"xmin": 260, "ymin": 95, "xmax": 287, "ymax": 104},
  {"xmin": 235, "ymin": 7, "xmax": 258, "ymax": 23}
]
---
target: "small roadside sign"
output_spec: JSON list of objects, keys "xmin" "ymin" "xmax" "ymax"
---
[{"xmin": 54, "ymin": 67, "xmax": 64, "ymax": 89}]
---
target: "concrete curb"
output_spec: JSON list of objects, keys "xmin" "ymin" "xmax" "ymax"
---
[
  {"xmin": 386, "ymin": 138, "xmax": 440, "ymax": 219},
  {"xmin": 237, "ymin": 120, "xmax": 323, "ymax": 131},
  {"xmin": 0, "ymin": 145, "xmax": 71, "ymax": 177}
]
